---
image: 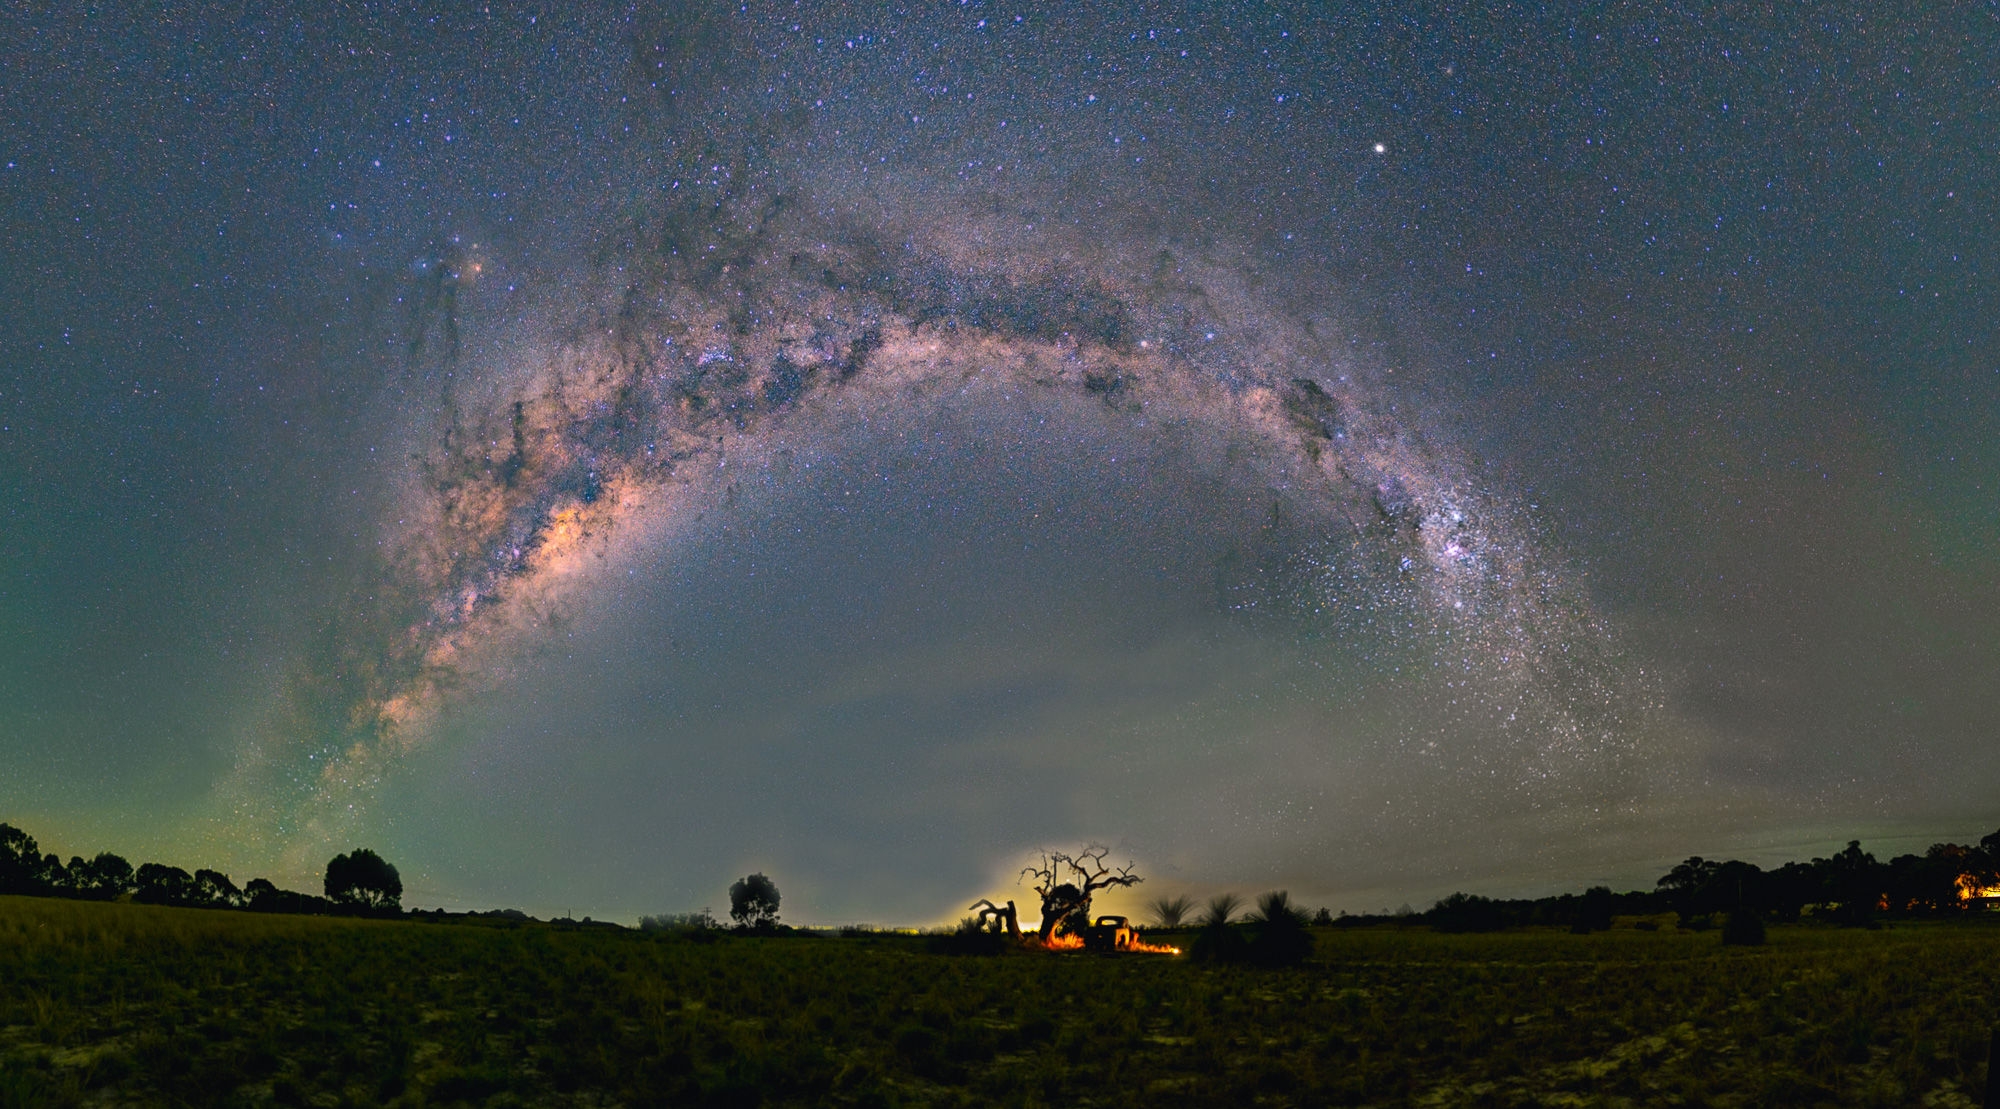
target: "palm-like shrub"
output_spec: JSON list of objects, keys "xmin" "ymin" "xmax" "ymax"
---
[
  {"xmin": 1248, "ymin": 890, "xmax": 1314, "ymax": 967},
  {"xmin": 1251, "ymin": 890, "xmax": 1308, "ymax": 927},
  {"xmin": 1202, "ymin": 893, "xmax": 1243, "ymax": 927},
  {"xmin": 1190, "ymin": 893, "xmax": 1249, "ymax": 964},
  {"xmin": 1147, "ymin": 894, "xmax": 1195, "ymax": 929}
]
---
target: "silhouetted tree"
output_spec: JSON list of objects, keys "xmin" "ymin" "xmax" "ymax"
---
[
  {"xmin": 1979, "ymin": 828, "xmax": 2000, "ymax": 862},
  {"xmin": 728, "ymin": 872, "xmax": 781, "ymax": 929},
  {"xmin": 1765, "ymin": 860, "xmax": 1820, "ymax": 922},
  {"xmin": 0, "ymin": 823, "xmax": 60, "ymax": 894},
  {"xmin": 1656, "ymin": 856, "xmax": 1722, "ymax": 918},
  {"xmin": 134, "ymin": 863, "xmax": 196, "ymax": 906},
  {"xmin": 1429, "ymin": 892, "xmax": 1508, "ymax": 933},
  {"xmin": 1821, "ymin": 840, "xmax": 1884, "ymax": 926},
  {"xmin": 192, "ymin": 869, "xmax": 242, "ymax": 909},
  {"xmin": 1019, "ymin": 846, "xmax": 1141, "ymax": 943},
  {"xmin": 244, "ymin": 877, "xmax": 336, "ymax": 915},
  {"xmin": 1311, "ymin": 907, "xmax": 1335, "ymax": 926},
  {"xmin": 58, "ymin": 852, "xmax": 134, "ymax": 901},
  {"xmin": 1571, "ymin": 886, "xmax": 1616, "ymax": 933},
  {"xmin": 969, "ymin": 898, "xmax": 1022, "ymax": 940},
  {"xmin": 325, "ymin": 849, "xmax": 402, "ymax": 912}
]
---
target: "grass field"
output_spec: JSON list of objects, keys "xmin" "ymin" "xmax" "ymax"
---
[{"xmin": 5, "ymin": 896, "xmax": 2000, "ymax": 1107}]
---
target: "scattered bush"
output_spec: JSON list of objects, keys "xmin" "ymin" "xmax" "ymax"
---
[
  {"xmin": 640, "ymin": 910, "xmax": 719, "ymax": 933},
  {"xmin": 926, "ymin": 918, "xmax": 1010, "ymax": 956},
  {"xmin": 1722, "ymin": 907, "xmax": 1767, "ymax": 946}
]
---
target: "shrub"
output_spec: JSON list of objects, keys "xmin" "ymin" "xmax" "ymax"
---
[
  {"xmin": 925, "ymin": 919, "xmax": 1009, "ymax": 956},
  {"xmin": 640, "ymin": 910, "xmax": 718, "ymax": 933},
  {"xmin": 1721, "ymin": 908, "xmax": 1767, "ymax": 946},
  {"xmin": 1147, "ymin": 894, "xmax": 1195, "ymax": 929},
  {"xmin": 1249, "ymin": 891, "xmax": 1315, "ymax": 967},
  {"xmin": 1190, "ymin": 919, "xmax": 1250, "ymax": 964},
  {"xmin": 1202, "ymin": 893, "xmax": 1243, "ymax": 927}
]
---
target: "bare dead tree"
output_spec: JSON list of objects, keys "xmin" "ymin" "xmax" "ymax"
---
[
  {"xmin": 1020, "ymin": 845, "xmax": 1143, "ymax": 942},
  {"xmin": 968, "ymin": 898, "xmax": 1022, "ymax": 941}
]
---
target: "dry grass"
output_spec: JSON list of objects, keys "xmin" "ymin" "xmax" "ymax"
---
[{"xmin": 3, "ymin": 895, "xmax": 1999, "ymax": 1106}]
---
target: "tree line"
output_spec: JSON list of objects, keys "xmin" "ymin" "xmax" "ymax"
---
[
  {"xmin": 1397, "ymin": 828, "xmax": 2000, "ymax": 936},
  {"xmin": 0, "ymin": 823, "xmax": 402, "ymax": 916},
  {"xmin": 11, "ymin": 816, "xmax": 1999, "ymax": 938}
]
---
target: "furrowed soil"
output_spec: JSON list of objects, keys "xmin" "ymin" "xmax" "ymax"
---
[{"xmin": 4, "ymin": 897, "xmax": 1998, "ymax": 1107}]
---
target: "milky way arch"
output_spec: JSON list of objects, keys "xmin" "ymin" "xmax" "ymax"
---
[{"xmin": 252, "ymin": 169, "xmax": 1650, "ymax": 850}]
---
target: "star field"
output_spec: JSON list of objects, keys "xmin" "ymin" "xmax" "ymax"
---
[{"xmin": 1, "ymin": 2, "xmax": 1995, "ymax": 922}]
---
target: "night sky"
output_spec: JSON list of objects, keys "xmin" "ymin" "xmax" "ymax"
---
[{"xmin": 3, "ymin": 2, "xmax": 1996, "ymax": 925}]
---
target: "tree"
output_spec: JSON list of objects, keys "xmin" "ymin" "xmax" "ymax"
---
[
  {"xmin": 728, "ymin": 872, "xmax": 781, "ymax": 928},
  {"xmin": 134, "ymin": 863, "xmax": 195, "ymax": 905},
  {"xmin": 0, "ymin": 823, "xmax": 60, "ymax": 895},
  {"xmin": 63, "ymin": 853, "xmax": 135, "ymax": 901},
  {"xmin": 969, "ymin": 898, "xmax": 1022, "ymax": 940},
  {"xmin": 1821, "ymin": 840, "xmax": 1884, "ymax": 926},
  {"xmin": 1571, "ymin": 886, "xmax": 1615, "ymax": 933},
  {"xmin": 1656, "ymin": 856, "xmax": 1722, "ymax": 916},
  {"xmin": 1429, "ymin": 892, "xmax": 1507, "ymax": 933},
  {"xmin": 1019, "ymin": 846, "xmax": 1142, "ymax": 943},
  {"xmin": 324, "ymin": 849, "xmax": 402, "ymax": 912},
  {"xmin": 192, "ymin": 868, "xmax": 242, "ymax": 909}
]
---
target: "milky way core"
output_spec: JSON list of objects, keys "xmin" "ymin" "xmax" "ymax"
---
[{"xmin": 227, "ymin": 152, "xmax": 1665, "ymax": 915}]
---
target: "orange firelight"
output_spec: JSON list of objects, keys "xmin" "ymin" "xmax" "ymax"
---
[{"xmin": 1027, "ymin": 931, "xmax": 1180, "ymax": 955}]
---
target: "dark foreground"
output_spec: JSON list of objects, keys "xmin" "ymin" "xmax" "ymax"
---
[{"xmin": 3, "ymin": 897, "xmax": 1997, "ymax": 1107}]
